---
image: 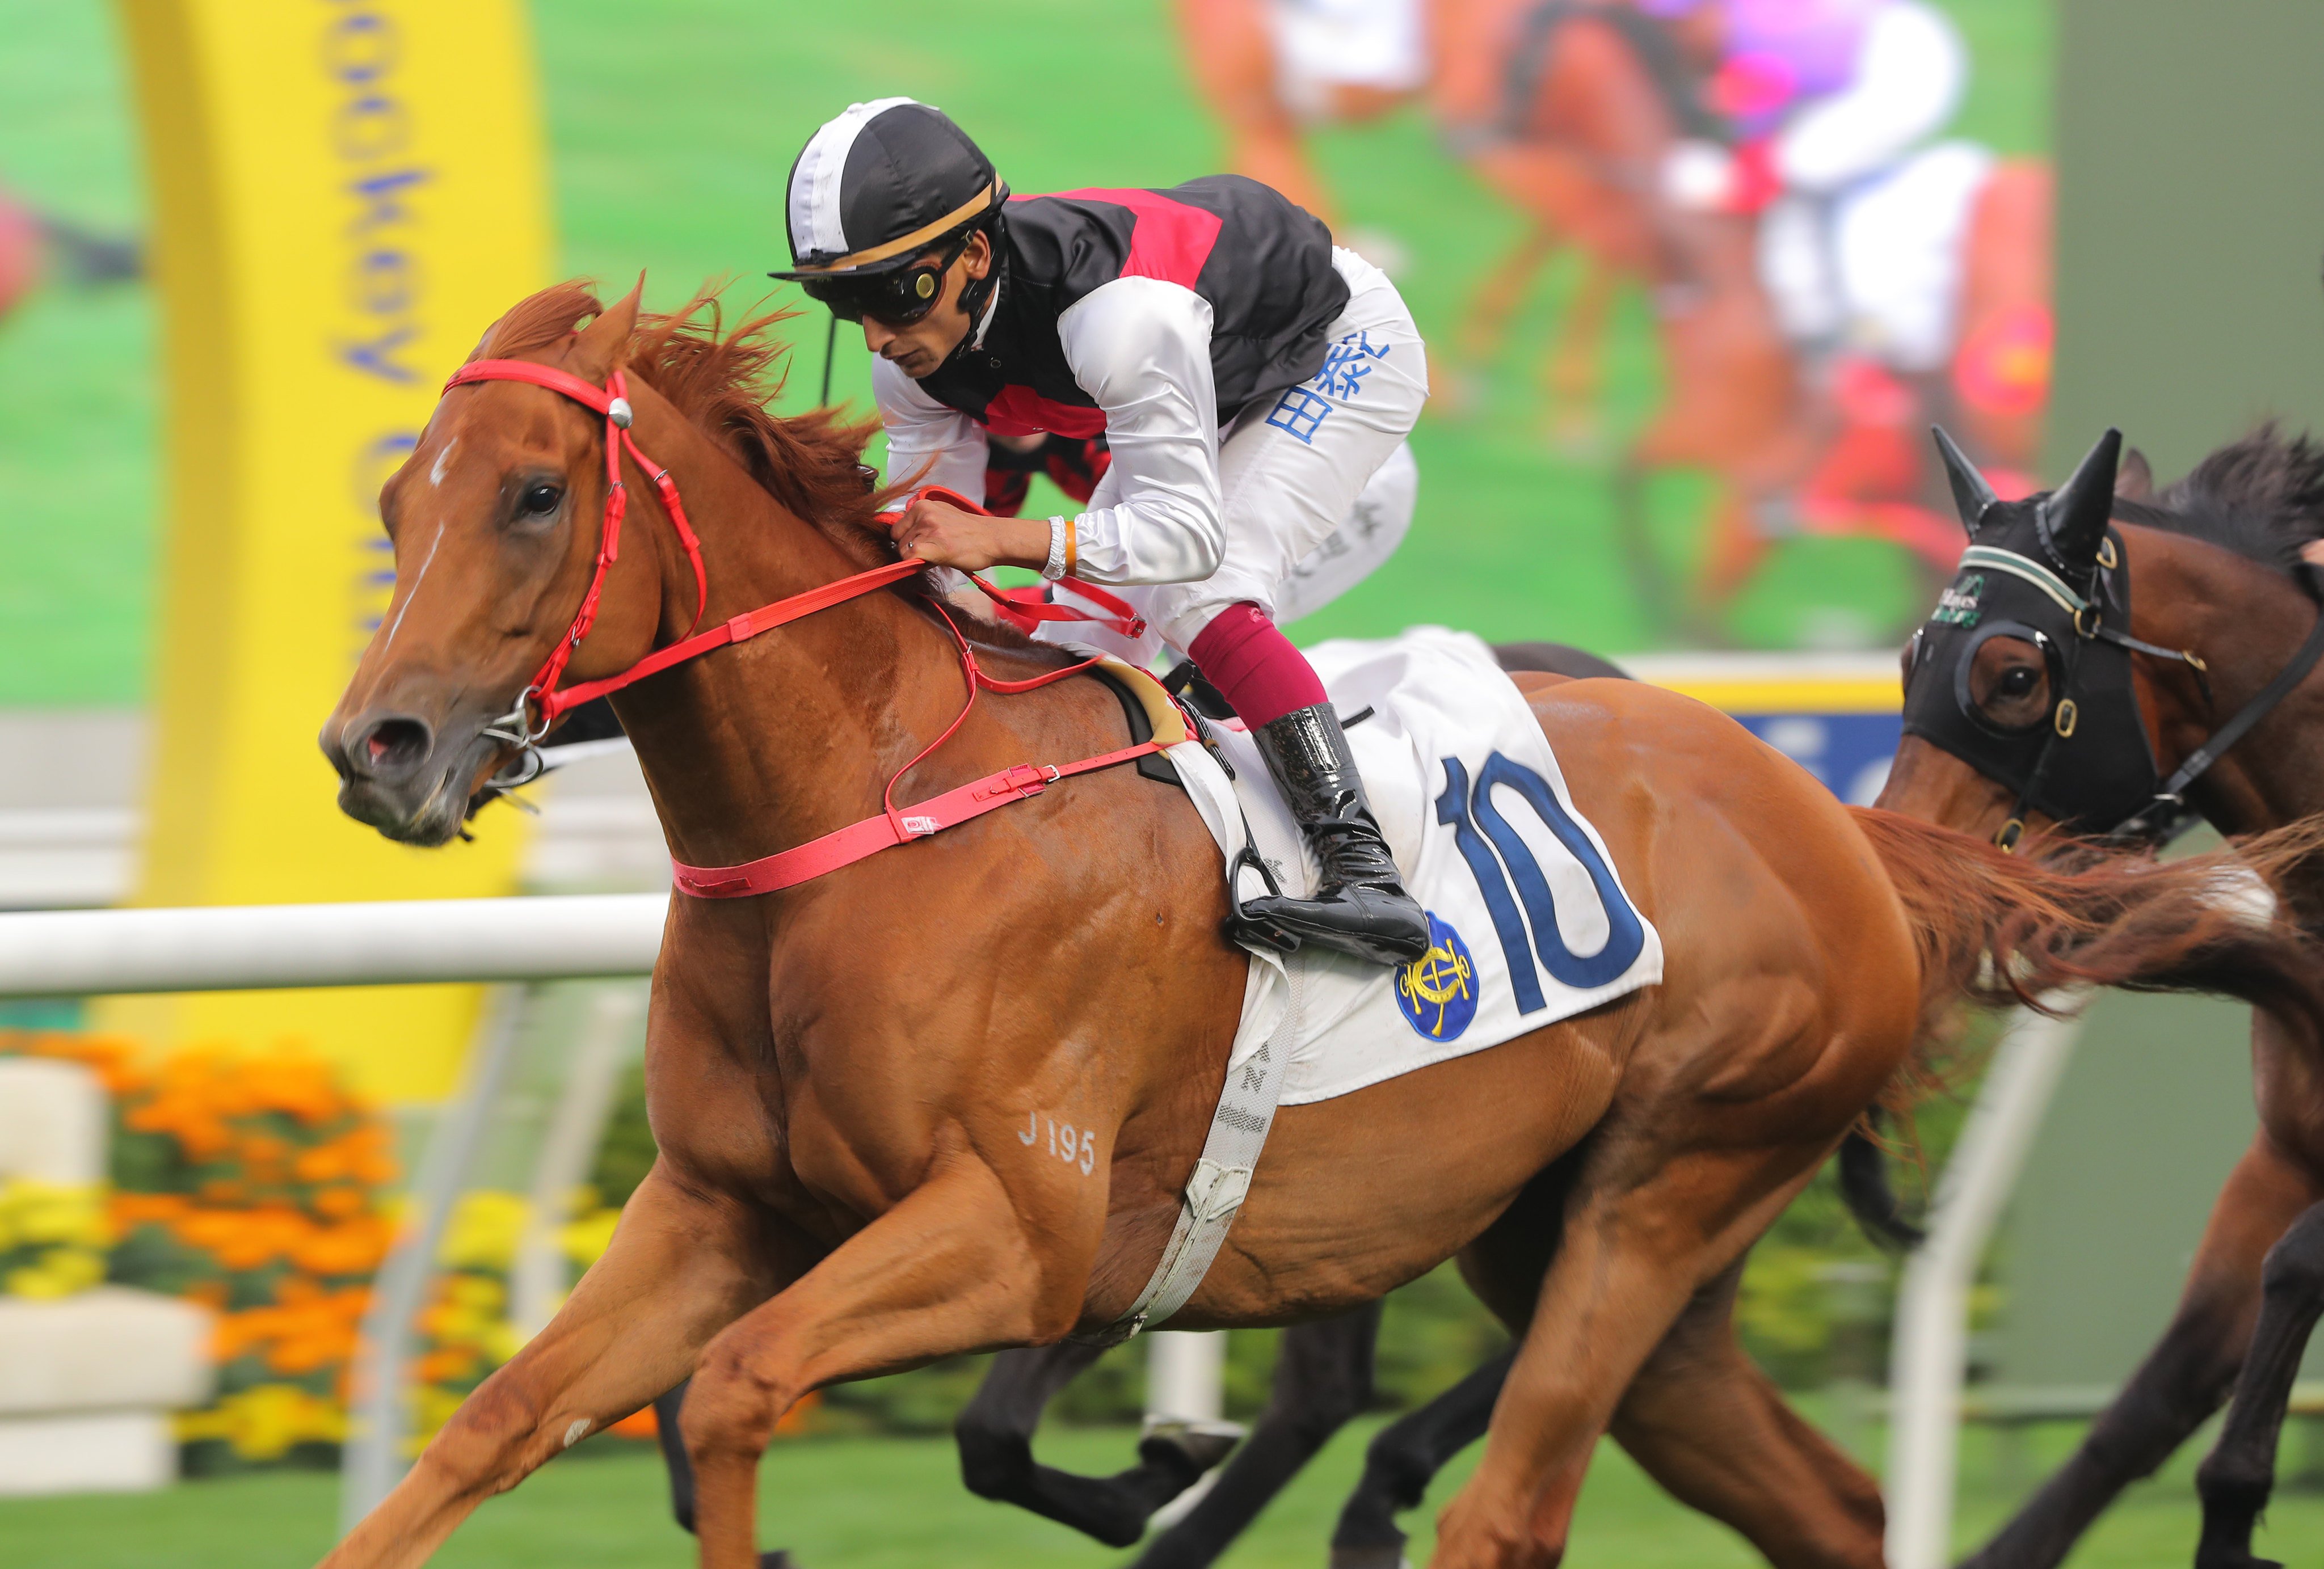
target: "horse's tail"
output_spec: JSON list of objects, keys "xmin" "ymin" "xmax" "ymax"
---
[{"xmin": 1851, "ymin": 807, "xmax": 2324, "ymax": 1075}]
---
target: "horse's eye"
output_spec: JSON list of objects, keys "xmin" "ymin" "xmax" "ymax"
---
[
  {"xmin": 1998, "ymin": 665, "xmax": 2039, "ymax": 698},
  {"xmin": 519, "ymin": 483, "xmax": 563, "ymax": 517}
]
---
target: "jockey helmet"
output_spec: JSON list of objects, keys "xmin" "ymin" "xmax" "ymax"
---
[{"xmin": 769, "ymin": 98, "xmax": 1007, "ymax": 325}]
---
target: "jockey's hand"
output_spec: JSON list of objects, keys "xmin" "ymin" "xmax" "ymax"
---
[{"xmin": 889, "ymin": 495, "xmax": 1052, "ymax": 573}]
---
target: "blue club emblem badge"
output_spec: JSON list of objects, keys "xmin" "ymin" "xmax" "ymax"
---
[{"xmin": 1395, "ymin": 912, "xmax": 1479, "ymax": 1042}]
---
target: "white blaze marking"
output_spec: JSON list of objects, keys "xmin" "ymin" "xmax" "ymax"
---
[
  {"xmin": 377, "ymin": 520, "xmax": 445, "ymax": 655},
  {"xmin": 428, "ymin": 438, "xmax": 457, "ymax": 488}
]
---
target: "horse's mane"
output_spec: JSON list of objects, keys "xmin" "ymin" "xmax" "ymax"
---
[
  {"xmin": 2112, "ymin": 423, "xmax": 2324, "ymax": 587},
  {"xmin": 473, "ymin": 280, "xmax": 906, "ymax": 571}
]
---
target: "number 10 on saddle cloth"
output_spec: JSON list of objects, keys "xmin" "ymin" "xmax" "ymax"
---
[{"xmin": 1171, "ymin": 629, "xmax": 1664, "ymax": 1106}]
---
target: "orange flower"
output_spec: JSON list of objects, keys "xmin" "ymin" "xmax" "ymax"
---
[
  {"xmin": 311, "ymin": 1186, "xmax": 365, "ymax": 1220},
  {"xmin": 415, "ymin": 1348, "xmax": 476, "ymax": 1385},
  {"xmin": 175, "ymin": 1204, "xmax": 311, "ymax": 1271},
  {"xmin": 292, "ymin": 1215, "xmax": 392, "ymax": 1277},
  {"xmin": 214, "ymin": 1280, "xmax": 369, "ymax": 1373}
]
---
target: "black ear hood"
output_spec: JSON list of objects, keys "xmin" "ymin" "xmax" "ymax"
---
[
  {"xmin": 1902, "ymin": 427, "xmax": 2160, "ymax": 833},
  {"xmin": 2037, "ymin": 427, "xmax": 2121, "ymax": 580},
  {"xmin": 1933, "ymin": 423, "xmax": 1998, "ymax": 535}
]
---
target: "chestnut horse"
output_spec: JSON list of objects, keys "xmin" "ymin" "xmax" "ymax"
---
[
  {"xmin": 1881, "ymin": 425, "xmax": 2324, "ymax": 1569},
  {"xmin": 315, "ymin": 286, "xmax": 2320, "ymax": 1569}
]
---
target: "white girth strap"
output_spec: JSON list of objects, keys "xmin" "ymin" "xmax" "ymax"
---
[{"xmin": 1087, "ymin": 942, "xmax": 1304, "ymax": 1346}]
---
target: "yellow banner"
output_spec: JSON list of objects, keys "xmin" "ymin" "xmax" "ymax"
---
[{"xmin": 106, "ymin": 0, "xmax": 551, "ymax": 1101}]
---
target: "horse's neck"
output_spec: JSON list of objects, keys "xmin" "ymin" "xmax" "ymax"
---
[
  {"xmin": 600, "ymin": 395, "xmax": 962, "ymax": 871},
  {"xmin": 2125, "ymin": 527, "xmax": 2324, "ymax": 842}
]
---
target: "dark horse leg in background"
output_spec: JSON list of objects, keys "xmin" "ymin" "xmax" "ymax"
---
[
  {"xmin": 1130, "ymin": 1305, "xmax": 1384, "ymax": 1569},
  {"xmin": 1328, "ymin": 1346, "xmax": 1515, "ymax": 1569},
  {"xmin": 954, "ymin": 1339, "xmax": 1241, "ymax": 1546},
  {"xmin": 2195, "ymin": 1199, "xmax": 2324, "ymax": 1569},
  {"xmin": 1957, "ymin": 1116, "xmax": 2322, "ymax": 1569}
]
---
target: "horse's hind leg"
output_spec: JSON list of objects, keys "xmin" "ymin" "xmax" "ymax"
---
[
  {"xmin": 1330, "ymin": 1346, "xmax": 1514, "ymax": 1569},
  {"xmin": 1610, "ymin": 1259, "xmax": 1883, "ymax": 1569},
  {"xmin": 1431, "ymin": 1141, "xmax": 1827, "ymax": 1569},
  {"xmin": 955, "ymin": 1339, "xmax": 1221, "ymax": 1547},
  {"xmin": 1961, "ymin": 1133, "xmax": 2315, "ymax": 1569},
  {"xmin": 1132, "ymin": 1304, "xmax": 1382, "ymax": 1569},
  {"xmin": 2195, "ymin": 1195, "xmax": 2324, "ymax": 1569}
]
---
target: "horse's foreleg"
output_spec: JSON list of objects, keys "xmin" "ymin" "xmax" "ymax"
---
[
  {"xmin": 1610, "ymin": 1259, "xmax": 1883, "ymax": 1569},
  {"xmin": 318, "ymin": 1166, "xmax": 773, "ymax": 1569},
  {"xmin": 2195, "ymin": 1191, "xmax": 2324, "ymax": 1569},
  {"xmin": 1962, "ymin": 1134, "xmax": 2315, "ymax": 1569},
  {"xmin": 1329, "ymin": 1344, "xmax": 1512, "ymax": 1568},
  {"xmin": 683, "ymin": 1150, "xmax": 1076, "ymax": 1569},
  {"xmin": 1432, "ymin": 1147, "xmax": 1813, "ymax": 1569},
  {"xmin": 1132, "ymin": 1303, "xmax": 1382, "ymax": 1569}
]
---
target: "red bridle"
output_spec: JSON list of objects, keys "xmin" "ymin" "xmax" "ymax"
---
[
  {"xmin": 431, "ymin": 356, "xmax": 1168, "ymax": 896},
  {"xmin": 445, "ymin": 359, "xmax": 727, "ymax": 738}
]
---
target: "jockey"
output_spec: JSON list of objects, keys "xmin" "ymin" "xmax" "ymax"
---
[
  {"xmin": 770, "ymin": 98, "xmax": 1432, "ymax": 967},
  {"xmin": 1652, "ymin": 0, "xmax": 1976, "ymax": 368}
]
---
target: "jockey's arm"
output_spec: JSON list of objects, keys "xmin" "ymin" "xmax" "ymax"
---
[
  {"xmin": 1771, "ymin": 1, "xmax": 1967, "ymax": 195},
  {"xmin": 891, "ymin": 279, "xmax": 1227, "ymax": 585},
  {"xmin": 1052, "ymin": 278, "xmax": 1225, "ymax": 585}
]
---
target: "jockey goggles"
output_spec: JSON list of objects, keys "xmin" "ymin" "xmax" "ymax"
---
[{"xmin": 792, "ymin": 233, "xmax": 971, "ymax": 327}]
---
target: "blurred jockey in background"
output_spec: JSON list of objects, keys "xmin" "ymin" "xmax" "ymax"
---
[
  {"xmin": 1651, "ymin": 0, "xmax": 1985, "ymax": 379},
  {"xmin": 1177, "ymin": 0, "xmax": 1428, "ymax": 271}
]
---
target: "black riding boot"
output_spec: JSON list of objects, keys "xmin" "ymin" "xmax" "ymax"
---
[{"xmin": 1235, "ymin": 704, "xmax": 1432, "ymax": 966}]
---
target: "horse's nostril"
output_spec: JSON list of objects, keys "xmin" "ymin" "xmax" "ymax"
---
[{"xmin": 360, "ymin": 716, "xmax": 434, "ymax": 773}]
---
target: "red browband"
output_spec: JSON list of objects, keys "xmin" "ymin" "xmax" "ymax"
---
[{"xmin": 433, "ymin": 360, "xmax": 1176, "ymax": 896}]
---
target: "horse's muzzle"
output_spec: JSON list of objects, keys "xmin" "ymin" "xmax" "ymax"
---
[{"xmin": 321, "ymin": 708, "xmax": 483, "ymax": 846}]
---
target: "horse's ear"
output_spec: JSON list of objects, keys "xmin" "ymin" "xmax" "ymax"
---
[
  {"xmin": 2117, "ymin": 446, "xmax": 2155, "ymax": 502},
  {"xmin": 1931, "ymin": 424, "xmax": 1997, "ymax": 534},
  {"xmin": 569, "ymin": 279, "xmax": 644, "ymax": 382},
  {"xmin": 2043, "ymin": 427, "xmax": 2122, "ymax": 567}
]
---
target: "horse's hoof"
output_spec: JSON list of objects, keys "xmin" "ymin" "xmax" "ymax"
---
[
  {"xmin": 1139, "ymin": 1416, "xmax": 1245, "ymax": 1475},
  {"xmin": 760, "ymin": 1551, "xmax": 798, "ymax": 1569},
  {"xmin": 1327, "ymin": 1547, "xmax": 1413, "ymax": 1569}
]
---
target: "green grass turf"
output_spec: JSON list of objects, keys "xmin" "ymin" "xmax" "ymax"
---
[
  {"xmin": 0, "ymin": 0, "xmax": 2049, "ymax": 705},
  {"xmin": 6, "ymin": 1412, "xmax": 2324, "ymax": 1568}
]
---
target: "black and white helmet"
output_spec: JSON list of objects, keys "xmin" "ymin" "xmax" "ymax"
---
[{"xmin": 769, "ymin": 98, "xmax": 1005, "ymax": 324}]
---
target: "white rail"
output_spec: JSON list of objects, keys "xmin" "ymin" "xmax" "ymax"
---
[
  {"xmin": 0, "ymin": 895, "xmax": 667, "ymax": 996},
  {"xmin": 1885, "ymin": 1002, "xmax": 2085, "ymax": 1569},
  {"xmin": 0, "ymin": 894, "xmax": 669, "ymax": 1521}
]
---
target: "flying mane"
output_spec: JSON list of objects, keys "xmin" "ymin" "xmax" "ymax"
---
[
  {"xmin": 2113, "ymin": 422, "xmax": 2324, "ymax": 592},
  {"xmin": 473, "ymin": 280, "xmax": 907, "ymax": 571}
]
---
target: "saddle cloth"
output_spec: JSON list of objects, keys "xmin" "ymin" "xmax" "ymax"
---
[{"xmin": 1166, "ymin": 627, "xmax": 1663, "ymax": 1106}]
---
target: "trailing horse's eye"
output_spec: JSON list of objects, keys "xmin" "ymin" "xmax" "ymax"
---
[
  {"xmin": 1997, "ymin": 665, "xmax": 2039, "ymax": 698},
  {"xmin": 519, "ymin": 483, "xmax": 563, "ymax": 518}
]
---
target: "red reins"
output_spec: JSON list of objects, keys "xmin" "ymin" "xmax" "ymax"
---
[{"xmin": 435, "ymin": 358, "xmax": 1174, "ymax": 897}]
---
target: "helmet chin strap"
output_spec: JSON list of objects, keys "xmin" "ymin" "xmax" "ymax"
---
[{"xmin": 955, "ymin": 222, "xmax": 1006, "ymax": 346}]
